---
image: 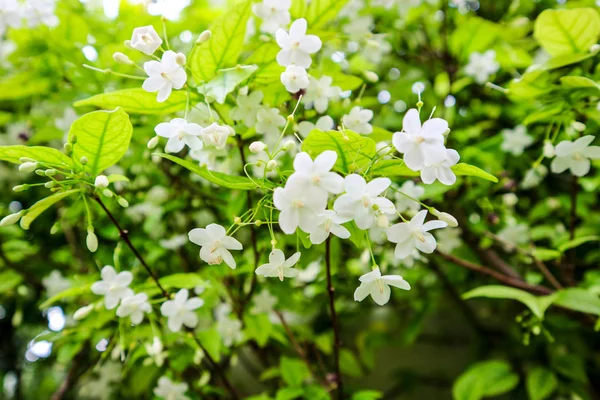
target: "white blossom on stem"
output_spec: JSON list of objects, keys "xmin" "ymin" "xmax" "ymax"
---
[
  {"xmin": 91, "ymin": 266, "xmax": 134, "ymax": 310},
  {"xmin": 231, "ymin": 91, "xmax": 264, "ymax": 127},
  {"xmin": 188, "ymin": 224, "xmax": 243, "ymax": 269},
  {"xmin": 550, "ymin": 135, "xmax": 600, "ymax": 177},
  {"xmin": 281, "ymin": 65, "xmax": 309, "ymax": 93},
  {"xmin": 309, "ymin": 210, "xmax": 351, "ymax": 244},
  {"xmin": 420, "ymin": 149, "xmax": 460, "ymax": 185},
  {"xmin": 160, "ymin": 289, "xmax": 204, "ymax": 332},
  {"xmin": 304, "ymin": 76, "xmax": 341, "ymax": 114},
  {"xmin": 154, "ymin": 118, "xmax": 203, "ymax": 153},
  {"xmin": 153, "ymin": 376, "xmax": 189, "ymax": 400},
  {"xmin": 353, "ymin": 267, "xmax": 410, "ymax": 306},
  {"xmin": 129, "ymin": 26, "xmax": 163, "ymax": 55},
  {"xmin": 253, "ymin": 0, "xmax": 291, "ymax": 34},
  {"xmin": 116, "ymin": 292, "xmax": 151, "ymax": 325},
  {"xmin": 464, "ymin": 50, "xmax": 500, "ymax": 84},
  {"xmin": 142, "ymin": 50, "xmax": 187, "ymax": 102},
  {"xmin": 275, "ymin": 18, "xmax": 322, "ymax": 68},
  {"xmin": 255, "ymin": 249, "xmax": 301, "ymax": 281},
  {"xmin": 342, "ymin": 106, "xmax": 373, "ymax": 134},
  {"xmin": 298, "ymin": 115, "xmax": 334, "ymax": 137},
  {"xmin": 386, "ymin": 210, "xmax": 447, "ymax": 259},
  {"xmin": 501, "ymin": 125, "xmax": 533, "ymax": 156},
  {"xmin": 255, "ymin": 108, "xmax": 286, "ymax": 137}
]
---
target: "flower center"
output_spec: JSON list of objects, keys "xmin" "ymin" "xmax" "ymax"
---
[
  {"xmin": 415, "ymin": 136, "xmax": 425, "ymax": 144},
  {"xmin": 311, "ymin": 174, "xmax": 321, "ymax": 183},
  {"xmin": 141, "ymin": 34, "xmax": 152, "ymax": 43},
  {"xmin": 573, "ymin": 152, "xmax": 583, "ymax": 161},
  {"xmin": 375, "ymin": 278, "xmax": 385, "ymax": 294},
  {"xmin": 160, "ymin": 72, "xmax": 171, "ymax": 81},
  {"xmin": 292, "ymin": 41, "xmax": 300, "ymax": 48},
  {"xmin": 413, "ymin": 231, "xmax": 426, "ymax": 242},
  {"xmin": 292, "ymin": 199, "xmax": 304, "ymax": 208}
]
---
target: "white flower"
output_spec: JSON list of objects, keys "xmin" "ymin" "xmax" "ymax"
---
[
  {"xmin": 142, "ymin": 50, "xmax": 187, "ymax": 102},
  {"xmin": 153, "ymin": 376, "xmax": 189, "ymax": 400},
  {"xmin": 498, "ymin": 223, "xmax": 529, "ymax": 250},
  {"xmin": 297, "ymin": 259, "xmax": 321, "ymax": 282},
  {"xmin": 116, "ymin": 292, "xmax": 151, "ymax": 325},
  {"xmin": 464, "ymin": 50, "xmax": 500, "ymax": 84},
  {"xmin": 309, "ymin": 210, "xmax": 351, "ymax": 244},
  {"xmin": 340, "ymin": 0, "xmax": 365, "ymax": 18},
  {"xmin": 501, "ymin": 125, "xmax": 533, "ymax": 156},
  {"xmin": 298, "ymin": 115, "xmax": 334, "ymax": 137},
  {"xmin": 353, "ymin": 267, "xmax": 410, "ymax": 306},
  {"xmin": 94, "ymin": 175, "xmax": 109, "ymax": 189},
  {"xmin": 188, "ymin": 102, "xmax": 217, "ymax": 126},
  {"xmin": 281, "ymin": 65, "xmax": 309, "ymax": 93},
  {"xmin": 0, "ymin": 0, "xmax": 22, "ymax": 35},
  {"xmin": 202, "ymin": 123, "xmax": 233, "ymax": 149},
  {"xmin": 159, "ymin": 235, "xmax": 188, "ymax": 250},
  {"xmin": 304, "ymin": 76, "xmax": 342, "ymax": 113},
  {"xmin": 154, "ymin": 118, "xmax": 203, "ymax": 153},
  {"xmin": 91, "ymin": 266, "xmax": 134, "ymax": 310},
  {"xmin": 275, "ymin": 18, "xmax": 322, "ymax": 68},
  {"xmin": 289, "ymin": 151, "xmax": 344, "ymax": 196},
  {"xmin": 550, "ymin": 135, "xmax": 600, "ymax": 177},
  {"xmin": 255, "ymin": 249, "xmax": 301, "ymax": 281},
  {"xmin": 420, "ymin": 149, "xmax": 460, "ymax": 185},
  {"xmin": 42, "ymin": 270, "xmax": 71, "ymax": 298},
  {"xmin": 253, "ymin": 0, "xmax": 291, "ymax": 34},
  {"xmin": 394, "ymin": 180, "xmax": 424, "ymax": 213},
  {"xmin": 160, "ymin": 289, "xmax": 204, "ymax": 332},
  {"xmin": 392, "ymin": 108, "xmax": 448, "ymax": 171},
  {"xmin": 188, "ymin": 224, "xmax": 243, "ymax": 269},
  {"xmin": 333, "ymin": 174, "xmax": 395, "ymax": 230},
  {"xmin": 435, "ymin": 227, "xmax": 462, "ymax": 253},
  {"xmin": 521, "ymin": 165, "xmax": 547, "ymax": 189},
  {"xmin": 342, "ymin": 106, "xmax": 373, "ymax": 134},
  {"xmin": 253, "ymin": 290, "xmax": 277, "ymax": 314},
  {"xmin": 145, "ymin": 337, "xmax": 167, "ymax": 367},
  {"xmin": 386, "ymin": 210, "xmax": 447, "ymax": 259},
  {"xmin": 361, "ymin": 36, "xmax": 392, "ymax": 64},
  {"xmin": 129, "ymin": 25, "xmax": 163, "ymax": 55},
  {"xmin": 217, "ymin": 318, "xmax": 243, "ymax": 347},
  {"xmin": 23, "ymin": 0, "xmax": 58, "ymax": 28},
  {"xmin": 342, "ymin": 15, "xmax": 372, "ymax": 40},
  {"xmin": 231, "ymin": 91, "xmax": 264, "ymax": 127},
  {"xmin": 255, "ymin": 107, "xmax": 286, "ymax": 137},
  {"xmin": 274, "ymin": 184, "xmax": 327, "ymax": 234}
]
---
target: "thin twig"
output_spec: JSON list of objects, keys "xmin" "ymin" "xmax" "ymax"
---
[
  {"xmin": 191, "ymin": 335, "xmax": 239, "ymax": 400},
  {"xmin": 325, "ymin": 238, "xmax": 343, "ymax": 399}
]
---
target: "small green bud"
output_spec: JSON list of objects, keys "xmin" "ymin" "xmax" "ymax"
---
[
  {"xmin": 147, "ymin": 136, "xmax": 159, "ymax": 149},
  {"xmin": 12, "ymin": 185, "xmax": 27, "ymax": 192},
  {"xmin": 35, "ymin": 169, "xmax": 46, "ymax": 176},
  {"xmin": 70, "ymin": 135, "xmax": 77, "ymax": 144},
  {"xmin": 19, "ymin": 162, "xmax": 38, "ymax": 173},
  {"xmin": 103, "ymin": 189, "xmax": 113, "ymax": 198},
  {"xmin": 44, "ymin": 181, "xmax": 54, "ymax": 188},
  {"xmin": 80, "ymin": 156, "xmax": 88, "ymax": 165},
  {"xmin": 234, "ymin": 217, "xmax": 242, "ymax": 224},
  {"xmin": 64, "ymin": 143, "xmax": 73, "ymax": 154},
  {"xmin": 86, "ymin": 227, "xmax": 98, "ymax": 253},
  {"xmin": 416, "ymin": 100, "xmax": 424, "ymax": 108},
  {"xmin": 50, "ymin": 223, "xmax": 60, "ymax": 235},
  {"xmin": 255, "ymin": 220, "xmax": 262, "ymax": 227},
  {"xmin": 45, "ymin": 169, "xmax": 57, "ymax": 177},
  {"xmin": 0, "ymin": 212, "xmax": 23, "ymax": 227},
  {"xmin": 117, "ymin": 197, "xmax": 129, "ymax": 208}
]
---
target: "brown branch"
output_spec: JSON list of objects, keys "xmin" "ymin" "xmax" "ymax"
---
[
  {"xmin": 325, "ymin": 237, "xmax": 344, "ymax": 399},
  {"xmin": 533, "ymin": 257, "xmax": 563, "ymax": 291},
  {"xmin": 191, "ymin": 334, "xmax": 239, "ymax": 400},
  {"xmin": 50, "ymin": 343, "xmax": 89, "ymax": 400}
]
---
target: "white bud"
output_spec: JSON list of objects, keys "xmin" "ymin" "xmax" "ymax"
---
[
  {"xmin": 19, "ymin": 162, "xmax": 37, "ymax": 173},
  {"xmin": 502, "ymin": 193, "xmax": 518, "ymax": 207},
  {"xmin": 571, "ymin": 121, "xmax": 586, "ymax": 132},
  {"xmin": 95, "ymin": 175, "xmax": 109, "ymax": 189},
  {"xmin": 175, "ymin": 52, "xmax": 186, "ymax": 66},
  {"xmin": 19, "ymin": 157, "xmax": 36, "ymax": 163},
  {"xmin": 0, "ymin": 212, "xmax": 22, "ymax": 227},
  {"xmin": 73, "ymin": 304, "xmax": 94, "ymax": 320},
  {"xmin": 590, "ymin": 43, "xmax": 600, "ymax": 53},
  {"xmin": 266, "ymin": 159, "xmax": 277, "ymax": 171},
  {"xmin": 282, "ymin": 139, "xmax": 296, "ymax": 152},
  {"xmin": 249, "ymin": 141, "xmax": 267, "ymax": 154},
  {"xmin": 12, "ymin": 185, "xmax": 27, "ymax": 192},
  {"xmin": 118, "ymin": 197, "xmax": 129, "ymax": 208},
  {"xmin": 86, "ymin": 229, "xmax": 98, "ymax": 253},
  {"xmin": 147, "ymin": 136, "xmax": 159, "ymax": 149},
  {"xmin": 103, "ymin": 189, "xmax": 114, "ymax": 198},
  {"xmin": 364, "ymin": 71, "xmax": 379, "ymax": 83},
  {"xmin": 80, "ymin": 156, "xmax": 88, "ymax": 165},
  {"xmin": 435, "ymin": 211, "xmax": 458, "ymax": 227},
  {"xmin": 377, "ymin": 214, "xmax": 389, "ymax": 228},
  {"xmin": 113, "ymin": 52, "xmax": 133, "ymax": 65},
  {"xmin": 44, "ymin": 181, "xmax": 54, "ymax": 188},
  {"xmin": 196, "ymin": 30, "xmax": 212, "ymax": 44},
  {"xmin": 45, "ymin": 169, "xmax": 57, "ymax": 177},
  {"xmin": 543, "ymin": 141, "xmax": 555, "ymax": 158}
]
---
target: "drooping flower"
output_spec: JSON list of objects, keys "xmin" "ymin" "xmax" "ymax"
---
[
  {"xmin": 129, "ymin": 25, "xmax": 163, "ymax": 55},
  {"xmin": 298, "ymin": 115, "xmax": 335, "ymax": 137},
  {"xmin": 550, "ymin": 135, "xmax": 600, "ymax": 177},
  {"xmin": 392, "ymin": 108, "xmax": 448, "ymax": 171},
  {"xmin": 274, "ymin": 183, "xmax": 327, "ymax": 234},
  {"xmin": 275, "ymin": 18, "xmax": 322, "ymax": 68},
  {"xmin": 420, "ymin": 149, "xmax": 460, "ymax": 185},
  {"xmin": 333, "ymin": 174, "xmax": 396, "ymax": 230},
  {"xmin": 304, "ymin": 76, "xmax": 342, "ymax": 114},
  {"xmin": 154, "ymin": 118, "xmax": 203, "ymax": 153},
  {"xmin": 153, "ymin": 376, "xmax": 189, "ymax": 400},
  {"xmin": 255, "ymin": 249, "xmax": 301, "ymax": 281},
  {"xmin": 160, "ymin": 289, "xmax": 204, "ymax": 332},
  {"xmin": 91, "ymin": 266, "xmax": 134, "ymax": 310},
  {"xmin": 386, "ymin": 210, "xmax": 447, "ymax": 259},
  {"xmin": 342, "ymin": 106, "xmax": 373, "ymax": 134},
  {"xmin": 188, "ymin": 224, "xmax": 243, "ymax": 269},
  {"xmin": 464, "ymin": 50, "xmax": 500, "ymax": 84},
  {"xmin": 145, "ymin": 337, "xmax": 167, "ymax": 367},
  {"xmin": 309, "ymin": 210, "xmax": 352, "ymax": 244},
  {"xmin": 353, "ymin": 267, "xmax": 410, "ymax": 306},
  {"xmin": 501, "ymin": 125, "xmax": 533, "ymax": 156},
  {"xmin": 255, "ymin": 107, "xmax": 286, "ymax": 137},
  {"xmin": 289, "ymin": 151, "xmax": 344, "ymax": 196},
  {"xmin": 201, "ymin": 123, "xmax": 234, "ymax": 149},
  {"xmin": 142, "ymin": 50, "xmax": 187, "ymax": 102},
  {"xmin": 231, "ymin": 91, "xmax": 264, "ymax": 127},
  {"xmin": 281, "ymin": 65, "xmax": 309, "ymax": 93},
  {"xmin": 116, "ymin": 292, "xmax": 152, "ymax": 325},
  {"xmin": 252, "ymin": 0, "xmax": 291, "ymax": 34}
]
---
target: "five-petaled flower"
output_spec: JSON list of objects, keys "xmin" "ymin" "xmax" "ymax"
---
[
  {"xmin": 188, "ymin": 224, "xmax": 243, "ymax": 269},
  {"xmin": 142, "ymin": 50, "xmax": 187, "ymax": 102},
  {"xmin": 129, "ymin": 25, "xmax": 163, "ymax": 55},
  {"xmin": 276, "ymin": 18, "xmax": 322, "ymax": 68},
  {"xmin": 281, "ymin": 65, "xmax": 309, "ymax": 93},
  {"xmin": 253, "ymin": 0, "xmax": 291, "ymax": 34},
  {"xmin": 386, "ymin": 210, "xmax": 447, "ymax": 259},
  {"xmin": 116, "ymin": 292, "xmax": 152, "ymax": 325},
  {"xmin": 91, "ymin": 266, "xmax": 134, "ymax": 310},
  {"xmin": 255, "ymin": 249, "xmax": 301, "ymax": 281},
  {"xmin": 550, "ymin": 135, "xmax": 600, "ymax": 177},
  {"xmin": 160, "ymin": 289, "xmax": 204, "ymax": 332},
  {"xmin": 154, "ymin": 118, "xmax": 203, "ymax": 153},
  {"xmin": 353, "ymin": 267, "xmax": 411, "ymax": 306},
  {"xmin": 153, "ymin": 376, "xmax": 190, "ymax": 400},
  {"xmin": 342, "ymin": 106, "xmax": 373, "ymax": 134}
]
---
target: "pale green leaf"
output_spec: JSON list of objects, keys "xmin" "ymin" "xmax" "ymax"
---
[
  {"xmin": 540, "ymin": 50, "xmax": 598, "ymax": 70},
  {"xmin": 462, "ymin": 285, "xmax": 550, "ymax": 319},
  {"xmin": 560, "ymin": 76, "xmax": 600, "ymax": 91},
  {"xmin": 302, "ymin": 129, "xmax": 376, "ymax": 173},
  {"xmin": 0, "ymin": 145, "xmax": 73, "ymax": 167},
  {"xmin": 39, "ymin": 282, "xmax": 92, "ymax": 309},
  {"xmin": 552, "ymin": 288, "xmax": 600, "ymax": 316},
  {"xmin": 20, "ymin": 189, "xmax": 81, "ymax": 230},
  {"xmin": 533, "ymin": 8, "xmax": 600, "ymax": 56},
  {"xmin": 370, "ymin": 159, "xmax": 419, "ymax": 178},
  {"xmin": 558, "ymin": 235, "xmax": 600, "ymax": 252},
  {"xmin": 453, "ymin": 360, "xmax": 519, "ymax": 400},
  {"xmin": 198, "ymin": 65, "xmax": 258, "ymax": 104},
  {"xmin": 526, "ymin": 367, "xmax": 557, "ymax": 400},
  {"xmin": 532, "ymin": 248, "xmax": 561, "ymax": 261},
  {"xmin": 280, "ymin": 357, "xmax": 310, "ymax": 387},
  {"xmin": 189, "ymin": 0, "xmax": 252, "ymax": 82},
  {"xmin": 305, "ymin": 0, "xmax": 351, "ymax": 29},
  {"xmin": 330, "ymin": 72, "xmax": 363, "ymax": 91},
  {"xmin": 452, "ymin": 163, "xmax": 499, "ymax": 182},
  {"xmin": 0, "ymin": 72, "xmax": 51, "ymax": 101},
  {"xmin": 246, "ymin": 43, "xmax": 282, "ymax": 86},
  {"xmin": 74, "ymin": 88, "xmax": 188, "ymax": 115},
  {"xmin": 68, "ymin": 108, "xmax": 133, "ymax": 175}
]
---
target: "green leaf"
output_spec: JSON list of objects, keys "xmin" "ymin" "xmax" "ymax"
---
[
  {"xmin": 0, "ymin": 271, "xmax": 23, "ymax": 292},
  {"xmin": 198, "ymin": 65, "xmax": 258, "ymax": 104},
  {"xmin": 532, "ymin": 248, "xmax": 561, "ymax": 261},
  {"xmin": 189, "ymin": 0, "xmax": 252, "ymax": 82},
  {"xmin": 244, "ymin": 314, "xmax": 272, "ymax": 347},
  {"xmin": 20, "ymin": 189, "xmax": 81, "ymax": 230},
  {"xmin": 154, "ymin": 153, "xmax": 266, "ymax": 190},
  {"xmin": 526, "ymin": 367, "xmax": 557, "ymax": 400},
  {"xmin": 558, "ymin": 235, "xmax": 600, "ymax": 252},
  {"xmin": 68, "ymin": 108, "xmax": 133, "ymax": 175},
  {"xmin": 290, "ymin": 0, "xmax": 306, "ymax": 18},
  {"xmin": 158, "ymin": 273, "xmax": 204, "ymax": 290},
  {"xmin": 340, "ymin": 349, "xmax": 362, "ymax": 377},
  {"xmin": 302, "ymin": 129, "xmax": 376, "ymax": 173},
  {"xmin": 305, "ymin": 0, "xmax": 351, "ymax": 29},
  {"xmin": 452, "ymin": 163, "xmax": 498, "ymax": 182},
  {"xmin": 0, "ymin": 72, "xmax": 51, "ymax": 101},
  {"xmin": 560, "ymin": 76, "xmax": 600, "ymax": 92},
  {"xmin": 370, "ymin": 160, "xmax": 498, "ymax": 182},
  {"xmin": 246, "ymin": 43, "xmax": 282, "ymax": 86},
  {"xmin": 329, "ymin": 72, "xmax": 363, "ymax": 91},
  {"xmin": 280, "ymin": 357, "xmax": 310, "ymax": 387},
  {"xmin": 541, "ymin": 51, "xmax": 598, "ymax": 70},
  {"xmin": 369, "ymin": 126, "xmax": 394, "ymax": 143},
  {"xmin": 74, "ymin": 88, "xmax": 188, "ymax": 115},
  {"xmin": 107, "ymin": 174, "xmax": 129, "ymax": 183},
  {"xmin": 453, "ymin": 360, "xmax": 519, "ymax": 400},
  {"xmin": 351, "ymin": 391, "xmax": 383, "ymax": 400},
  {"xmin": 197, "ymin": 327, "xmax": 222, "ymax": 362},
  {"xmin": 552, "ymin": 288, "xmax": 600, "ymax": 316},
  {"xmin": 462, "ymin": 285, "xmax": 551, "ymax": 319},
  {"xmin": 39, "ymin": 282, "xmax": 92, "ymax": 309},
  {"xmin": 533, "ymin": 8, "xmax": 600, "ymax": 57},
  {"xmin": 0, "ymin": 145, "xmax": 73, "ymax": 167},
  {"xmin": 276, "ymin": 387, "xmax": 304, "ymax": 400}
]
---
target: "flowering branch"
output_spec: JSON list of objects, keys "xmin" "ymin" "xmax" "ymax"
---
[{"xmin": 325, "ymin": 237, "xmax": 344, "ymax": 399}]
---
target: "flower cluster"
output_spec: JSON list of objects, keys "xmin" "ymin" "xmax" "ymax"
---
[{"xmin": 0, "ymin": 0, "xmax": 58, "ymax": 35}]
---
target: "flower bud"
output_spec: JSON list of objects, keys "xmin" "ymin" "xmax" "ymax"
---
[
  {"xmin": 282, "ymin": 139, "xmax": 296, "ymax": 151},
  {"xmin": 431, "ymin": 209, "xmax": 458, "ymax": 227},
  {"xmin": 364, "ymin": 71, "xmax": 379, "ymax": 83},
  {"xmin": 270, "ymin": 239, "xmax": 277, "ymax": 247},
  {"xmin": 12, "ymin": 185, "xmax": 27, "ymax": 192},
  {"xmin": 571, "ymin": 121, "xmax": 586, "ymax": 132},
  {"xmin": 117, "ymin": 197, "xmax": 129, "ymax": 208},
  {"xmin": 249, "ymin": 141, "xmax": 266, "ymax": 153},
  {"xmin": 234, "ymin": 216, "xmax": 242, "ymax": 224},
  {"xmin": 44, "ymin": 181, "xmax": 54, "ymax": 188},
  {"xmin": 45, "ymin": 169, "xmax": 57, "ymax": 177},
  {"xmin": 591, "ymin": 43, "xmax": 600, "ymax": 53},
  {"xmin": 196, "ymin": 30, "xmax": 212, "ymax": 44},
  {"xmin": 175, "ymin": 52, "xmax": 187, "ymax": 66},
  {"xmin": 19, "ymin": 157, "xmax": 36, "ymax": 163},
  {"xmin": 103, "ymin": 189, "xmax": 114, "ymax": 198},
  {"xmin": 0, "ymin": 212, "xmax": 22, "ymax": 227},
  {"xmin": 266, "ymin": 160, "xmax": 277, "ymax": 171},
  {"xmin": 543, "ymin": 141, "xmax": 555, "ymax": 158},
  {"xmin": 113, "ymin": 52, "xmax": 133, "ymax": 65},
  {"xmin": 86, "ymin": 228, "xmax": 98, "ymax": 253},
  {"xmin": 80, "ymin": 156, "xmax": 89, "ymax": 165},
  {"xmin": 19, "ymin": 162, "xmax": 37, "ymax": 173},
  {"xmin": 50, "ymin": 223, "xmax": 60, "ymax": 235},
  {"xmin": 73, "ymin": 304, "xmax": 94, "ymax": 320},
  {"xmin": 503, "ymin": 193, "xmax": 518, "ymax": 207},
  {"xmin": 64, "ymin": 143, "xmax": 73, "ymax": 154},
  {"xmin": 238, "ymin": 85, "xmax": 249, "ymax": 96},
  {"xmin": 147, "ymin": 136, "xmax": 159, "ymax": 149},
  {"xmin": 35, "ymin": 169, "xmax": 46, "ymax": 176},
  {"xmin": 95, "ymin": 175, "xmax": 109, "ymax": 189}
]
